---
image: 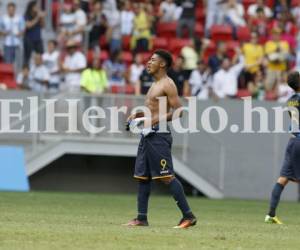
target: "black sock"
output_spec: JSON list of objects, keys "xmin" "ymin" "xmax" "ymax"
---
[
  {"xmin": 169, "ymin": 178, "xmax": 192, "ymax": 218},
  {"xmin": 137, "ymin": 181, "xmax": 151, "ymax": 221},
  {"xmin": 268, "ymin": 183, "xmax": 284, "ymax": 217}
]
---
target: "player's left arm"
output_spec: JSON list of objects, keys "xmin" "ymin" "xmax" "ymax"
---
[{"xmin": 152, "ymin": 79, "xmax": 183, "ymax": 125}]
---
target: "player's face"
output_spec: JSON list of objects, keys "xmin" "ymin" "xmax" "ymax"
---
[{"xmin": 147, "ymin": 54, "xmax": 162, "ymax": 75}]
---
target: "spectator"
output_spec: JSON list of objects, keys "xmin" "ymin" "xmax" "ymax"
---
[
  {"xmin": 129, "ymin": 54, "xmax": 145, "ymax": 87},
  {"xmin": 121, "ymin": 1, "xmax": 135, "ymax": 36},
  {"xmin": 242, "ymin": 32, "xmax": 264, "ymax": 86},
  {"xmin": 176, "ymin": 0, "xmax": 196, "ymax": 38},
  {"xmin": 42, "ymin": 40, "xmax": 60, "ymax": 92},
  {"xmin": 135, "ymin": 68, "xmax": 154, "ymax": 95},
  {"xmin": 58, "ymin": 3, "xmax": 76, "ymax": 45},
  {"xmin": 23, "ymin": 0, "xmax": 45, "ymax": 65},
  {"xmin": 180, "ymin": 39, "xmax": 198, "ymax": 77},
  {"xmin": 168, "ymin": 56, "xmax": 190, "ymax": 96},
  {"xmin": 276, "ymin": 72, "xmax": 294, "ymax": 102},
  {"xmin": 208, "ymin": 41, "xmax": 227, "ymax": 75},
  {"xmin": 248, "ymin": 69, "xmax": 265, "ymax": 100},
  {"xmin": 205, "ymin": 0, "xmax": 224, "ymax": 37},
  {"xmin": 292, "ymin": 1, "xmax": 300, "ymax": 27},
  {"xmin": 0, "ymin": 2, "xmax": 25, "ymax": 64},
  {"xmin": 106, "ymin": 7, "xmax": 122, "ymax": 53},
  {"xmin": 212, "ymin": 50, "xmax": 245, "ymax": 98},
  {"xmin": 223, "ymin": 0, "xmax": 246, "ymax": 38},
  {"xmin": 16, "ymin": 65, "xmax": 31, "ymax": 90},
  {"xmin": 131, "ymin": 3, "xmax": 152, "ymax": 52},
  {"xmin": 81, "ymin": 58, "xmax": 108, "ymax": 94},
  {"xmin": 88, "ymin": 1, "xmax": 107, "ymax": 49},
  {"xmin": 158, "ymin": 0, "xmax": 177, "ymax": 23},
  {"xmin": 249, "ymin": 7, "xmax": 269, "ymax": 39},
  {"xmin": 103, "ymin": 0, "xmax": 117, "ymax": 17},
  {"xmin": 264, "ymin": 27, "xmax": 290, "ymax": 91},
  {"xmin": 103, "ymin": 50, "xmax": 126, "ymax": 87},
  {"xmin": 72, "ymin": 0, "xmax": 87, "ymax": 44},
  {"xmin": 28, "ymin": 53, "xmax": 50, "ymax": 92},
  {"xmin": 189, "ymin": 60, "xmax": 213, "ymax": 100},
  {"xmin": 247, "ymin": 0, "xmax": 273, "ymax": 18},
  {"xmin": 61, "ymin": 40, "xmax": 87, "ymax": 92},
  {"xmin": 274, "ymin": 0, "xmax": 290, "ymax": 19}
]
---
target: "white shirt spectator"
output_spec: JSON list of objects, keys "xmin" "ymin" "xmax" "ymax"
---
[
  {"xmin": 189, "ymin": 69, "xmax": 212, "ymax": 100},
  {"xmin": 212, "ymin": 56, "xmax": 244, "ymax": 98},
  {"xmin": 60, "ymin": 11, "xmax": 76, "ymax": 37},
  {"xmin": 224, "ymin": 3, "xmax": 246, "ymax": 26},
  {"xmin": 292, "ymin": 6, "xmax": 300, "ymax": 27},
  {"xmin": 247, "ymin": 4, "xmax": 273, "ymax": 18},
  {"xmin": 277, "ymin": 83, "xmax": 294, "ymax": 103},
  {"xmin": 159, "ymin": 1, "xmax": 177, "ymax": 22},
  {"xmin": 109, "ymin": 10, "xmax": 121, "ymax": 40},
  {"xmin": 129, "ymin": 64, "xmax": 144, "ymax": 83},
  {"xmin": 121, "ymin": 9, "xmax": 135, "ymax": 35},
  {"xmin": 42, "ymin": 50, "xmax": 60, "ymax": 86},
  {"xmin": 29, "ymin": 64, "xmax": 50, "ymax": 92},
  {"xmin": 0, "ymin": 14, "xmax": 25, "ymax": 46},
  {"xmin": 63, "ymin": 51, "xmax": 87, "ymax": 90},
  {"xmin": 74, "ymin": 8, "xmax": 87, "ymax": 42}
]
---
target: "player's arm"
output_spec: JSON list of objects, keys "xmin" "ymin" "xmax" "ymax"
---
[{"xmin": 152, "ymin": 79, "xmax": 183, "ymax": 125}]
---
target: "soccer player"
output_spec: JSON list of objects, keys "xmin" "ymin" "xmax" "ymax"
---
[
  {"xmin": 124, "ymin": 50, "xmax": 197, "ymax": 228},
  {"xmin": 265, "ymin": 71, "xmax": 300, "ymax": 224}
]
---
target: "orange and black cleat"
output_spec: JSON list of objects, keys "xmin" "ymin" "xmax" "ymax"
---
[
  {"xmin": 173, "ymin": 216, "xmax": 197, "ymax": 229},
  {"xmin": 123, "ymin": 218, "xmax": 149, "ymax": 227}
]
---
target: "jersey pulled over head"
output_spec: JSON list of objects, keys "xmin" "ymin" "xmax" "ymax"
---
[{"xmin": 146, "ymin": 50, "xmax": 173, "ymax": 75}]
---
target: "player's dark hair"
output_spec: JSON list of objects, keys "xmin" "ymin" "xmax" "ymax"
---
[
  {"xmin": 287, "ymin": 71, "xmax": 300, "ymax": 91},
  {"xmin": 7, "ymin": 2, "xmax": 16, "ymax": 8},
  {"xmin": 154, "ymin": 49, "xmax": 173, "ymax": 69}
]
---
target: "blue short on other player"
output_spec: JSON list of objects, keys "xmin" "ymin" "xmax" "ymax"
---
[
  {"xmin": 134, "ymin": 131, "xmax": 174, "ymax": 180},
  {"xmin": 280, "ymin": 137, "xmax": 300, "ymax": 181}
]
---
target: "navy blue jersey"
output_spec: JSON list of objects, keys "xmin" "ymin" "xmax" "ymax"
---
[{"xmin": 287, "ymin": 93, "xmax": 300, "ymax": 136}]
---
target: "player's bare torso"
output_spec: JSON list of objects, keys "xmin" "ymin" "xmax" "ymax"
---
[{"xmin": 144, "ymin": 77, "xmax": 173, "ymax": 121}]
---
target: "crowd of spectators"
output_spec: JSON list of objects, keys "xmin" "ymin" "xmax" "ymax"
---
[{"xmin": 0, "ymin": 0, "xmax": 299, "ymax": 102}]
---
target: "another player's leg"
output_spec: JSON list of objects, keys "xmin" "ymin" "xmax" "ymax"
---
[
  {"xmin": 160, "ymin": 177, "xmax": 197, "ymax": 229},
  {"xmin": 124, "ymin": 180, "xmax": 151, "ymax": 226},
  {"xmin": 265, "ymin": 176, "xmax": 288, "ymax": 224}
]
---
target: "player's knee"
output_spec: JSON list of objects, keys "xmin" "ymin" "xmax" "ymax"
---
[
  {"xmin": 277, "ymin": 177, "xmax": 289, "ymax": 186},
  {"xmin": 159, "ymin": 176, "xmax": 175, "ymax": 185}
]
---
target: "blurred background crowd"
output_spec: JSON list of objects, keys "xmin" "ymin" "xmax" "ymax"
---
[{"xmin": 0, "ymin": 0, "xmax": 300, "ymax": 102}]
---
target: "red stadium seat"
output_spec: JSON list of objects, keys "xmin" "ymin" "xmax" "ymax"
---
[
  {"xmin": 0, "ymin": 78, "xmax": 17, "ymax": 89},
  {"xmin": 265, "ymin": 91, "xmax": 278, "ymax": 101},
  {"xmin": 242, "ymin": 0, "xmax": 256, "ymax": 10},
  {"xmin": 237, "ymin": 89, "xmax": 251, "ymax": 98},
  {"xmin": 226, "ymin": 41, "xmax": 240, "ymax": 58},
  {"xmin": 169, "ymin": 39, "xmax": 191, "ymax": 54},
  {"xmin": 292, "ymin": 0, "xmax": 300, "ymax": 6},
  {"xmin": 99, "ymin": 36, "xmax": 108, "ymax": 50},
  {"xmin": 110, "ymin": 85, "xmax": 123, "ymax": 94},
  {"xmin": 203, "ymin": 41, "xmax": 216, "ymax": 62},
  {"xmin": 122, "ymin": 51, "xmax": 133, "ymax": 65},
  {"xmin": 156, "ymin": 22, "xmax": 177, "ymax": 38},
  {"xmin": 99, "ymin": 50, "xmax": 109, "ymax": 62},
  {"xmin": 195, "ymin": 23, "xmax": 204, "ymax": 38},
  {"xmin": 124, "ymin": 84, "xmax": 135, "ymax": 95},
  {"xmin": 196, "ymin": 8, "xmax": 205, "ymax": 23},
  {"xmin": 140, "ymin": 52, "xmax": 152, "ymax": 64},
  {"xmin": 237, "ymin": 26, "xmax": 251, "ymax": 42},
  {"xmin": 266, "ymin": 0, "xmax": 274, "ymax": 7},
  {"xmin": 211, "ymin": 25, "xmax": 233, "ymax": 41},
  {"xmin": 152, "ymin": 37, "xmax": 168, "ymax": 50},
  {"xmin": 122, "ymin": 35, "xmax": 131, "ymax": 51},
  {"xmin": 0, "ymin": 63, "xmax": 14, "ymax": 76}
]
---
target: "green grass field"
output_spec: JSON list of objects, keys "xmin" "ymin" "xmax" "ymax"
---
[{"xmin": 0, "ymin": 192, "xmax": 300, "ymax": 250}]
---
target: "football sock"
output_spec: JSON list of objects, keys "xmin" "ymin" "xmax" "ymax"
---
[
  {"xmin": 268, "ymin": 183, "xmax": 284, "ymax": 217},
  {"xmin": 137, "ymin": 181, "xmax": 151, "ymax": 221},
  {"xmin": 169, "ymin": 178, "xmax": 192, "ymax": 218}
]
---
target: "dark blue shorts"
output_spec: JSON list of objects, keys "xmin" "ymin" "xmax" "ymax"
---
[
  {"xmin": 280, "ymin": 137, "xmax": 300, "ymax": 181},
  {"xmin": 134, "ymin": 131, "xmax": 174, "ymax": 180}
]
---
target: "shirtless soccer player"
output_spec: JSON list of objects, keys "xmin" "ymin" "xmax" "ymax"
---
[
  {"xmin": 124, "ymin": 50, "xmax": 197, "ymax": 229},
  {"xmin": 265, "ymin": 71, "xmax": 300, "ymax": 224}
]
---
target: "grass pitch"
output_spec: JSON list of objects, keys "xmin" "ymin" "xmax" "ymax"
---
[{"xmin": 0, "ymin": 192, "xmax": 300, "ymax": 250}]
